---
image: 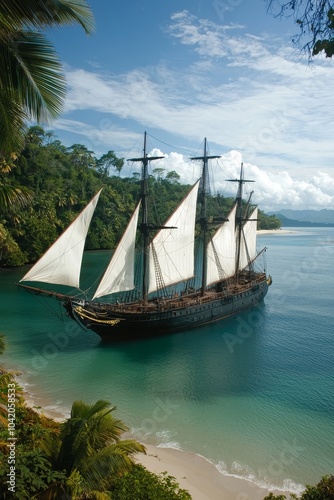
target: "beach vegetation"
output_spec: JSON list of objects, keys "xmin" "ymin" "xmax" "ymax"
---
[
  {"xmin": 110, "ymin": 463, "xmax": 192, "ymax": 499},
  {"xmin": 40, "ymin": 399, "xmax": 146, "ymax": 499}
]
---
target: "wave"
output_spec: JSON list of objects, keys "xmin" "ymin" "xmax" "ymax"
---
[
  {"xmin": 15, "ymin": 372, "xmax": 70, "ymax": 420},
  {"xmin": 134, "ymin": 427, "xmax": 305, "ymax": 496},
  {"xmin": 216, "ymin": 460, "xmax": 305, "ymax": 495}
]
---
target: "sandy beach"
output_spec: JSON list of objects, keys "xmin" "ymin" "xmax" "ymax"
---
[
  {"xmin": 134, "ymin": 443, "xmax": 285, "ymax": 500},
  {"xmin": 257, "ymin": 229, "xmax": 294, "ymax": 235},
  {"xmin": 21, "ymin": 389, "xmax": 289, "ymax": 500}
]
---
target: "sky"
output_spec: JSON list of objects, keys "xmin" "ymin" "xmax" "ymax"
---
[{"xmin": 45, "ymin": 0, "xmax": 334, "ymax": 212}]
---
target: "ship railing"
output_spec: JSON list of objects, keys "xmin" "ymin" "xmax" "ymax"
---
[{"xmin": 90, "ymin": 274, "xmax": 268, "ymax": 315}]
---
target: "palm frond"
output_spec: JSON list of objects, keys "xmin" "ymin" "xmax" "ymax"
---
[
  {"xmin": 0, "ymin": 183, "xmax": 33, "ymax": 210},
  {"xmin": 0, "ymin": 334, "xmax": 7, "ymax": 355},
  {"xmin": 70, "ymin": 400, "xmax": 116, "ymax": 420},
  {"xmin": 0, "ymin": 31, "xmax": 66, "ymax": 122},
  {"xmin": 81, "ymin": 447, "xmax": 135, "ymax": 490},
  {"xmin": 109, "ymin": 439, "xmax": 146, "ymax": 456},
  {"xmin": 57, "ymin": 400, "xmax": 118, "ymax": 472},
  {"xmin": 40, "ymin": 430, "xmax": 62, "ymax": 469},
  {"xmin": 0, "ymin": 0, "xmax": 95, "ymax": 34},
  {"xmin": 0, "ymin": 85, "xmax": 27, "ymax": 154},
  {"xmin": 87, "ymin": 490, "xmax": 112, "ymax": 500}
]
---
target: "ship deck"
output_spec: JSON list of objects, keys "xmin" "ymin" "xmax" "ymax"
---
[{"xmin": 85, "ymin": 273, "xmax": 268, "ymax": 315}]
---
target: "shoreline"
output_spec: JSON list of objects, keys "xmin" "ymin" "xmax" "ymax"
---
[
  {"xmin": 256, "ymin": 229, "xmax": 295, "ymax": 235},
  {"xmin": 20, "ymin": 385, "xmax": 296, "ymax": 500},
  {"xmin": 134, "ymin": 444, "xmax": 290, "ymax": 500}
]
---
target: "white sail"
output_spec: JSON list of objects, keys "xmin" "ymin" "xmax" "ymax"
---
[
  {"xmin": 148, "ymin": 180, "xmax": 200, "ymax": 294},
  {"xmin": 92, "ymin": 202, "xmax": 141, "ymax": 299},
  {"xmin": 206, "ymin": 204, "xmax": 237, "ymax": 286},
  {"xmin": 20, "ymin": 190, "xmax": 102, "ymax": 287},
  {"xmin": 238, "ymin": 207, "xmax": 258, "ymax": 270}
]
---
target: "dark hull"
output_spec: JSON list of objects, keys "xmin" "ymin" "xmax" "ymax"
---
[{"xmin": 67, "ymin": 277, "xmax": 270, "ymax": 342}]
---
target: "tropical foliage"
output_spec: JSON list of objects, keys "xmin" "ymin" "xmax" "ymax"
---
[
  {"xmin": 0, "ymin": 0, "xmax": 94, "ymax": 156},
  {"xmin": 40, "ymin": 399, "xmax": 146, "ymax": 499},
  {"xmin": 0, "ymin": 0, "xmax": 94, "ymax": 222},
  {"xmin": 110, "ymin": 464, "xmax": 191, "ymax": 500},
  {"xmin": 0, "ymin": 126, "xmax": 280, "ymax": 267}
]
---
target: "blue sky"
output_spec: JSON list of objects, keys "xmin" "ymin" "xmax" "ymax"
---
[{"xmin": 45, "ymin": 0, "xmax": 334, "ymax": 211}]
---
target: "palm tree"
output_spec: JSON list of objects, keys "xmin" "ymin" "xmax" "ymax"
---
[
  {"xmin": 0, "ymin": 0, "xmax": 95, "ymax": 212},
  {"xmin": 0, "ymin": 0, "xmax": 95, "ymax": 156},
  {"xmin": 41, "ymin": 399, "xmax": 146, "ymax": 499}
]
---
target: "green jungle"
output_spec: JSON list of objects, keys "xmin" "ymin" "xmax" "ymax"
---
[{"xmin": 0, "ymin": 126, "xmax": 281, "ymax": 268}]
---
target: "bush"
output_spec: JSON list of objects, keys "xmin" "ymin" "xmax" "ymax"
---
[{"xmin": 110, "ymin": 464, "xmax": 191, "ymax": 500}]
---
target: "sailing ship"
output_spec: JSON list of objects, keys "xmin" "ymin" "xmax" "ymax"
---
[{"xmin": 19, "ymin": 133, "xmax": 272, "ymax": 342}]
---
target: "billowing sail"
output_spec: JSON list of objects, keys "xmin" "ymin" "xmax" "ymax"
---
[
  {"xmin": 206, "ymin": 204, "xmax": 237, "ymax": 286},
  {"xmin": 20, "ymin": 190, "xmax": 102, "ymax": 287},
  {"xmin": 238, "ymin": 207, "xmax": 258, "ymax": 270},
  {"xmin": 92, "ymin": 203, "xmax": 140, "ymax": 299},
  {"xmin": 148, "ymin": 180, "xmax": 200, "ymax": 294}
]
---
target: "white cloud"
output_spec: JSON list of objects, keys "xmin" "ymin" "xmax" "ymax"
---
[
  {"xmin": 52, "ymin": 12, "xmax": 334, "ymax": 210},
  {"xmin": 52, "ymin": 116, "xmax": 334, "ymax": 210},
  {"xmin": 143, "ymin": 149, "xmax": 334, "ymax": 211}
]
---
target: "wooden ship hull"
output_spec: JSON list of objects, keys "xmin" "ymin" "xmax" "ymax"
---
[{"xmin": 65, "ymin": 274, "xmax": 270, "ymax": 341}]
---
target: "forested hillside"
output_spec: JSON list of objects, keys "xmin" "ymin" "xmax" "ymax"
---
[{"xmin": 0, "ymin": 126, "xmax": 280, "ymax": 267}]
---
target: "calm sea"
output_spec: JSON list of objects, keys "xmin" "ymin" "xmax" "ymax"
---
[{"xmin": 1, "ymin": 227, "xmax": 333, "ymax": 493}]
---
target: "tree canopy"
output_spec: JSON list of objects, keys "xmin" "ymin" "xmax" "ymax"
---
[{"xmin": 266, "ymin": 0, "xmax": 334, "ymax": 57}]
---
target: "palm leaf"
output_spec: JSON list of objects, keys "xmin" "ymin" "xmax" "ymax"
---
[
  {"xmin": 79, "ymin": 441, "xmax": 146, "ymax": 490},
  {"xmin": 108, "ymin": 439, "xmax": 146, "ymax": 456},
  {"xmin": 0, "ymin": 86, "xmax": 27, "ymax": 153},
  {"xmin": 80, "ymin": 446, "xmax": 135, "ymax": 490},
  {"xmin": 43, "ymin": 399, "xmax": 146, "ymax": 496},
  {"xmin": 56, "ymin": 400, "xmax": 119, "ymax": 472},
  {"xmin": 70, "ymin": 399, "xmax": 116, "ymax": 420},
  {"xmin": 0, "ymin": 31, "xmax": 66, "ymax": 122},
  {"xmin": 0, "ymin": 183, "xmax": 33, "ymax": 210},
  {"xmin": 0, "ymin": 0, "xmax": 95, "ymax": 34},
  {"xmin": 66, "ymin": 403, "xmax": 127, "ymax": 471},
  {"xmin": 0, "ymin": 334, "xmax": 7, "ymax": 355}
]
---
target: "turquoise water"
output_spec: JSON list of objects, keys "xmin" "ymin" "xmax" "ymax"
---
[{"xmin": 1, "ymin": 228, "xmax": 334, "ymax": 493}]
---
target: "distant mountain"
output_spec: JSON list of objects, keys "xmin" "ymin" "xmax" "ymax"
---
[
  {"xmin": 272, "ymin": 209, "xmax": 334, "ymax": 224},
  {"xmin": 270, "ymin": 209, "xmax": 334, "ymax": 227}
]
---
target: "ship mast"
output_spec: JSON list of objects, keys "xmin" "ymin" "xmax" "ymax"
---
[
  {"xmin": 191, "ymin": 138, "xmax": 220, "ymax": 296},
  {"xmin": 227, "ymin": 163, "xmax": 255, "ymax": 281},
  {"xmin": 129, "ymin": 132, "xmax": 164, "ymax": 302}
]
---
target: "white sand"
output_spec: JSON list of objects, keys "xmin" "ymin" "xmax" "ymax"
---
[
  {"xmin": 257, "ymin": 229, "xmax": 295, "ymax": 235},
  {"xmin": 135, "ymin": 444, "xmax": 286, "ymax": 500}
]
